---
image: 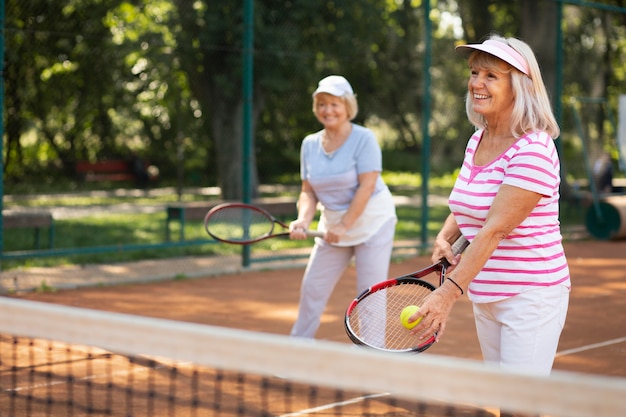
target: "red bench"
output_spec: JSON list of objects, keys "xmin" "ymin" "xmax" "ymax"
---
[
  {"xmin": 76, "ymin": 160, "xmax": 158, "ymax": 185},
  {"xmin": 76, "ymin": 160, "xmax": 136, "ymax": 182}
]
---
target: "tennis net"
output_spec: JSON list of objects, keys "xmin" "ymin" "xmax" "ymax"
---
[{"xmin": 1, "ymin": 297, "xmax": 625, "ymax": 417}]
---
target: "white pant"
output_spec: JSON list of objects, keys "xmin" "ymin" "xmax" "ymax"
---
[
  {"xmin": 290, "ymin": 217, "xmax": 396, "ymax": 339},
  {"xmin": 473, "ymin": 285, "xmax": 570, "ymax": 375}
]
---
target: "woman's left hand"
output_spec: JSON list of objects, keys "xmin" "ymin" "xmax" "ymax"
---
[
  {"xmin": 324, "ymin": 222, "xmax": 347, "ymax": 244},
  {"xmin": 289, "ymin": 219, "xmax": 311, "ymax": 240},
  {"xmin": 408, "ymin": 285, "xmax": 460, "ymax": 342}
]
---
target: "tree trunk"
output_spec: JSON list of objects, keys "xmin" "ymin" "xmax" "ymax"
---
[
  {"xmin": 457, "ymin": 0, "xmax": 493, "ymax": 43},
  {"xmin": 208, "ymin": 85, "xmax": 261, "ymax": 200},
  {"xmin": 519, "ymin": 0, "xmax": 558, "ymax": 101},
  {"xmin": 212, "ymin": 99, "xmax": 244, "ymax": 199}
]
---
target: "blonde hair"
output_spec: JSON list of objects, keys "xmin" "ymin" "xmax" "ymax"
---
[
  {"xmin": 465, "ymin": 35, "xmax": 560, "ymax": 139},
  {"xmin": 312, "ymin": 93, "xmax": 359, "ymax": 121}
]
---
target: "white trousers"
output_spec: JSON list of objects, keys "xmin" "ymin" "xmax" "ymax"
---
[
  {"xmin": 473, "ymin": 285, "xmax": 570, "ymax": 375},
  {"xmin": 290, "ymin": 217, "xmax": 396, "ymax": 339}
]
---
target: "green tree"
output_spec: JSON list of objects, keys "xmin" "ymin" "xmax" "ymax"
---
[
  {"xmin": 5, "ymin": 0, "xmax": 130, "ymax": 180},
  {"xmin": 4, "ymin": 0, "xmax": 626, "ymax": 197},
  {"xmin": 170, "ymin": 0, "xmax": 400, "ymax": 198}
]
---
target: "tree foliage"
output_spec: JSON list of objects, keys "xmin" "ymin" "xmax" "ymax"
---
[{"xmin": 4, "ymin": 0, "xmax": 626, "ymax": 197}]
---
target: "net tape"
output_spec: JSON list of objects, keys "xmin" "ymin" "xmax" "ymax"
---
[{"xmin": 1, "ymin": 298, "xmax": 625, "ymax": 417}]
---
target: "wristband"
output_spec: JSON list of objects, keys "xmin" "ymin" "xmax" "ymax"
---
[{"xmin": 446, "ymin": 277, "xmax": 464, "ymax": 295}]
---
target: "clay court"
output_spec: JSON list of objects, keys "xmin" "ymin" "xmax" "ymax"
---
[
  {"xmin": 2, "ymin": 239, "xmax": 625, "ymax": 416},
  {"xmin": 12, "ymin": 239, "xmax": 626, "ymax": 378}
]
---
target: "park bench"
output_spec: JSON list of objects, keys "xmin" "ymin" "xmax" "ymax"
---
[
  {"xmin": 76, "ymin": 160, "xmax": 158, "ymax": 186},
  {"xmin": 3, "ymin": 211, "xmax": 55, "ymax": 249},
  {"xmin": 165, "ymin": 197, "xmax": 298, "ymax": 241}
]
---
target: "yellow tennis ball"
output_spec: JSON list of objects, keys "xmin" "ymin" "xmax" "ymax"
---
[{"xmin": 400, "ymin": 305, "xmax": 422, "ymax": 330}]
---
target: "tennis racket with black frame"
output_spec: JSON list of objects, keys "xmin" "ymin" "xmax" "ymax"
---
[
  {"xmin": 344, "ymin": 235, "xmax": 470, "ymax": 353},
  {"xmin": 204, "ymin": 203, "xmax": 324, "ymax": 245}
]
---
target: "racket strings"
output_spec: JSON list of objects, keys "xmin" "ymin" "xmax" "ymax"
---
[
  {"xmin": 206, "ymin": 207, "xmax": 275, "ymax": 242},
  {"xmin": 347, "ymin": 282, "xmax": 435, "ymax": 351}
]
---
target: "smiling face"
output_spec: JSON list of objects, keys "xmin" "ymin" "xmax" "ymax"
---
[
  {"xmin": 313, "ymin": 93, "xmax": 350, "ymax": 130},
  {"xmin": 467, "ymin": 57, "xmax": 515, "ymax": 126}
]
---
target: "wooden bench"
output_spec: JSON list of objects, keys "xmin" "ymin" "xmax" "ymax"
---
[
  {"xmin": 76, "ymin": 160, "xmax": 158, "ymax": 186},
  {"xmin": 165, "ymin": 197, "xmax": 298, "ymax": 241},
  {"xmin": 3, "ymin": 212, "xmax": 55, "ymax": 249}
]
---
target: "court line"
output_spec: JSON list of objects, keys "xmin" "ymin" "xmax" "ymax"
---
[
  {"xmin": 4, "ymin": 368, "xmax": 144, "ymax": 392},
  {"xmin": 555, "ymin": 337, "xmax": 626, "ymax": 357},
  {"xmin": 277, "ymin": 392, "xmax": 390, "ymax": 417},
  {"xmin": 4, "ymin": 357, "xmax": 180, "ymax": 393}
]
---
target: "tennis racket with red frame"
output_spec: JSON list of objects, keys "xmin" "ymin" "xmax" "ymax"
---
[
  {"xmin": 344, "ymin": 236, "xmax": 470, "ymax": 353},
  {"xmin": 204, "ymin": 203, "xmax": 324, "ymax": 245}
]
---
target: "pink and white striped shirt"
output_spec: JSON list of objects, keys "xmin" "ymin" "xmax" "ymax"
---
[{"xmin": 449, "ymin": 129, "xmax": 571, "ymax": 303}]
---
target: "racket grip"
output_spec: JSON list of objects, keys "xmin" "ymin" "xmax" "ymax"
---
[
  {"xmin": 305, "ymin": 230, "xmax": 325, "ymax": 238},
  {"xmin": 451, "ymin": 235, "xmax": 470, "ymax": 255}
]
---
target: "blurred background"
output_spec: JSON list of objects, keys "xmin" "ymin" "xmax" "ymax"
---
[{"xmin": 2, "ymin": 0, "xmax": 626, "ymax": 270}]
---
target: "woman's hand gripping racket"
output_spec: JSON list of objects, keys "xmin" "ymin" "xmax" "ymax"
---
[
  {"xmin": 204, "ymin": 203, "xmax": 324, "ymax": 245},
  {"xmin": 344, "ymin": 236, "xmax": 470, "ymax": 353}
]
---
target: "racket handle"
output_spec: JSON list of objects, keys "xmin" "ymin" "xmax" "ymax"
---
[
  {"xmin": 451, "ymin": 235, "xmax": 470, "ymax": 255},
  {"xmin": 305, "ymin": 230, "xmax": 325, "ymax": 238}
]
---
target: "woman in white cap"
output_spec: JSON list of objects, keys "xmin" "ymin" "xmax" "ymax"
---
[
  {"xmin": 408, "ymin": 35, "xmax": 570, "ymax": 386},
  {"xmin": 288, "ymin": 75, "xmax": 397, "ymax": 340}
]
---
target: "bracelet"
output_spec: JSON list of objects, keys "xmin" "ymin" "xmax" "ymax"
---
[{"xmin": 446, "ymin": 277, "xmax": 464, "ymax": 295}]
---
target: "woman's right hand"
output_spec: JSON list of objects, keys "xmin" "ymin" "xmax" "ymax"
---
[{"xmin": 431, "ymin": 235, "xmax": 461, "ymax": 267}]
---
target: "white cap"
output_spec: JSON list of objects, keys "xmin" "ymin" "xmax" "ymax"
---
[{"xmin": 313, "ymin": 75, "xmax": 354, "ymax": 97}]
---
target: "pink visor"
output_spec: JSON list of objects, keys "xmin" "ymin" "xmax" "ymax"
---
[{"xmin": 455, "ymin": 39, "xmax": 530, "ymax": 76}]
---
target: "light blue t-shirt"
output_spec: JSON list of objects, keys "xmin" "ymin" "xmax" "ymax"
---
[{"xmin": 300, "ymin": 124, "xmax": 388, "ymax": 211}]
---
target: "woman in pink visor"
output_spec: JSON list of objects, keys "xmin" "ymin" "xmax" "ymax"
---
[{"xmin": 409, "ymin": 34, "xmax": 570, "ymax": 416}]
